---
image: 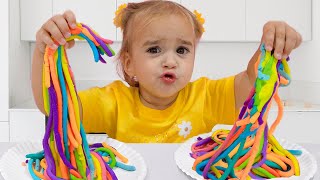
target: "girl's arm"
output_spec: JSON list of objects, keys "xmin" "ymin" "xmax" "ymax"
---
[
  {"xmin": 234, "ymin": 48, "xmax": 260, "ymax": 109},
  {"xmin": 31, "ymin": 46, "xmax": 47, "ymax": 115}
]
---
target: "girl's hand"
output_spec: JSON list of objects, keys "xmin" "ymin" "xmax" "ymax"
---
[
  {"xmin": 262, "ymin": 21, "xmax": 302, "ymax": 60},
  {"xmin": 36, "ymin": 10, "xmax": 77, "ymax": 54}
]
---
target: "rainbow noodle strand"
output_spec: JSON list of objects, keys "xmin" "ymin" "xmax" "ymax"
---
[
  {"xmin": 24, "ymin": 23, "xmax": 135, "ymax": 180},
  {"xmin": 190, "ymin": 44, "xmax": 301, "ymax": 179}
]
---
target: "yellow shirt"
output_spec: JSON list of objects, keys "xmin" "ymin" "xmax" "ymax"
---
[{"xmin": 78, "ymin": 76, "xmax": 238, "ymax": 143}]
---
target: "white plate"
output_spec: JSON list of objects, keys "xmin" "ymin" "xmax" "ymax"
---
[
  {"xmin": 0, "ymin": 135, "xmax": 147, "ymax": 180},
  {"xmin": 175, "ymin": 125, "xmax": 317, "ymax": 180}
]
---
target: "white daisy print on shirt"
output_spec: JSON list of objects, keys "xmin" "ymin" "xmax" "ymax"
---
[{"xmin": 178, "ymin": 121, "xmax": 192, "ymax": 138}]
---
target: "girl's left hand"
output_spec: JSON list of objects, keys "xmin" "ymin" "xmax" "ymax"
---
[{"xmin": 262, "ymin": 21, "xmax": 302, "ymax": 60}]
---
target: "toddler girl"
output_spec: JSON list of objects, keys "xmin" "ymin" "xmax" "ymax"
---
[{"xmin": 31, "ymin": 0, "xmax": 302, "ymax": 142}]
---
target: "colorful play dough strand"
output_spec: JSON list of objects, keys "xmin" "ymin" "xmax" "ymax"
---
[
  {"xmin": 190, "ymin": 44, "xmax": 301, "ymax": 179},
  {"xmin": 24, "ymin": 23, "xmax": 136, "ymax": 179}
]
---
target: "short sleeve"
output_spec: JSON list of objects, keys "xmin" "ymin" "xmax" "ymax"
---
[
  {"xmin": 204, "ymin": 76, "xmax": 239, "ymax": 130},
  {"xmin": 78, "ymin": 86, "xmax": 117, "ymax": 137}
]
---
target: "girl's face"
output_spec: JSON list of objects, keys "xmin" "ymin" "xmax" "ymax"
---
[{"xmin": 126, "ymin": 14, "xmax": 196, "ymax": 99}]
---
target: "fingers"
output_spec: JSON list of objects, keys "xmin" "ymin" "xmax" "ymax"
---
[
  {"xmin": 42, "ymin": 15, "xmax": 69, "ymax": 45},
  {"xmin": 36, "ymin": 10, "xmax": 77, "ymax": 53},
  {"xmin": 262, "ymin": 21, "xmax": 302, "ymax": 60},
  {"xmin": 36, "ymin": 29, "xmax": 57, "ymax": 53},
  {"xmin": 65, "ymin": 40, "xmax": 75, "ymax": 49},
  {"xmin": 262, "ymin": 22, "xmax": 276, "ymax": 52},
  {"xmin": 282, "ymin": 27, "xmax": 297, "ymax": 59},
  {"xmin": 63, "ymin": 10, "xmax": 77, "ymax": 29},
  {"xmin": 273, "ymin": 22, "xmax": 286, "ymax": 59}
]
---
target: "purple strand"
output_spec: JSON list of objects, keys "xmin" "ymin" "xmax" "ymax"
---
[
  {"xmin": 195, "ymin": 136, "xmax": 212, "ymax": 146},
  {"xmin": 249, "ymin": 172, "xmax": 265, "ymax": 179},
  {"xmin": 51, "ymin": 85, "xmax": 77, "ymax": 171},
  {"xmin": 89, "ymin": 143, "xmax": 104, "ymax": 149},
  {"xmin": 44, "ymin": 86, "xmax": 63, "ymax": 180},
  {"xmin": 104, "ymin": 160, "xmax": 118, "ymax": 180},
  {"xmin": 248, "ymin": 99, "xmax": 254, "ymax": 109},
  {"xmin": 99, "ymin": 54, "xmax": 107, "ymax": 63},
  {"xmin": 81, "ymin": 24, "xmax": 113, "ymax": 57}
]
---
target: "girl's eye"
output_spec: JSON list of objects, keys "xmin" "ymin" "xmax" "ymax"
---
[
  {"xmin": 176, "ymin": 47, "xmax": 190, "ymax": 54},
  {"xmin": 147, "ymin": 46, "xmax": 161, "ymax": 54}
]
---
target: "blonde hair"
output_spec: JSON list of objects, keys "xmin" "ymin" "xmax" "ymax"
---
[{"xmin": 114, "ymin": 0, "xmax": 204, "ymax": 87}]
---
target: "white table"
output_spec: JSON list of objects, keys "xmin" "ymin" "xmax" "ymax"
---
[{"xmin": 1, "ymin": 142, "xmax": 319, "ymax": 180}]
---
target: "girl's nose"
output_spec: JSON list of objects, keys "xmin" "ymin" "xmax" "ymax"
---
[{"xmin": 162, "ymin": 54, "xmax": 177, "ymax": 69}]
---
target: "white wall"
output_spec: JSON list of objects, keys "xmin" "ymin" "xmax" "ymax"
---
[
  {"xmin": 0, "ymin": 0, "xmax": 9, "ymax": 121},
  {"xmin": 9, "ymin": 0, "xmax": 31, "ymax": 108},
  {"xmin": 287, "ymin": 0, "xmax": 320, "ymax": 104}
]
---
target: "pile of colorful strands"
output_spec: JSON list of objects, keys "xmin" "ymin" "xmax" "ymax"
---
[
  {"xmin": 190, "ymin": 44, "xmax": 301, "ymax": 179},
  {"xmin": 24, "ymin": 23, "xmax": 136, "ymax": 180}
]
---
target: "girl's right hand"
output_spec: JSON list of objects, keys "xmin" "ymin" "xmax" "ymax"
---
[{"xmin": 36, "ymin": 10, "xmax": 77, "ymax": 54}]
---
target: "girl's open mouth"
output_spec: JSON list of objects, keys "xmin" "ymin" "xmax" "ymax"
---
[{"xmin": 161, "ymin": 72, "xmax": 177, "ymax": 84}]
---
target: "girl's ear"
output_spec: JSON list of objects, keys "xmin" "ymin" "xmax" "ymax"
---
[{"xmin": 124, "ymin": 52, "xmax": 134, "ymax": 77}]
